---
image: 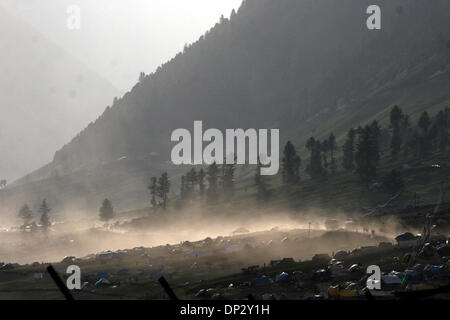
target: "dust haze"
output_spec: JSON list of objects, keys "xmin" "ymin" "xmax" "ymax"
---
[{"xmin": 0, "ymin": 203, "xmax": 409, "ymax": 265}]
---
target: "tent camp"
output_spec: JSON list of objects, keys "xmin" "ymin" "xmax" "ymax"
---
[
  {"xmin": 276, "ymin": 272, "xmax": 293, "ymax": 282},
  {"xmin": 395, "ymin": 232, "xmax": 419, "ymax": 249}
]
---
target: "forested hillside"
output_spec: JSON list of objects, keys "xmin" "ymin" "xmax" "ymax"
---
[{"xmin": 1, "ymin": 0, "xmax": 449, "ymax": 219}]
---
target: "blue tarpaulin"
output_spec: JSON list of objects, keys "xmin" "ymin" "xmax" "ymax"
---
[{"xmin": 276, "ymin": 272, "xmax": 292, "ymax": 282}]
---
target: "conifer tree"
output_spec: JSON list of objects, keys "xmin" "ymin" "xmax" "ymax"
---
[
  {"xmin": 198, "ymin": 169, "xmax": 206, "ymax": 198},
  {"xmin": 328, "ymin": 133, "xmax": 337, "ymax": 174},
  {"xmin": 206, "ymin": 162, "xmax": 219, "ymax": 203},
  {"xmin": 157, "ymin": 172, "xmax": 170, "ymax": 209},
  {"xmin": 255, "ymin": 159, "xmax": 270, "ymax": 202},
  {"xmin": 418, "ymin": 111, "xmax": 431, "ymax": 157},
  {"xmin": 355, "ymin": 125, "xmax": 380, "ymax": 186},
  {"xmin": 390, "ymin": 106, "xmax": 403, "ymax": 160},
  {"xmin": 342, "ymin": 128, "xmax": 356, "ymax": 172},
  {"xmin": 222, "ymin": 163, "xmax": 235, "ymax": 201},
  {"xmin": 99, "ymin": 198, "xmax": 114, "ymax": 221},
  {"xmin": 148, "ymin": 177, "xmax": 158, "ymax": 207},
  {"xmin": 39, "ymin": 199, "xmax": 51, "ymax": 230},
  {"xmin": 18, "ymin": 204, "xmax": 33, "ymax": 227},
  {"xmin": 306, "ymin": 138, "xmax": 324, "ymax": 179},
  {"xmin": 282, "ymin": 141, "xmax": 301, "ymax": 184}
]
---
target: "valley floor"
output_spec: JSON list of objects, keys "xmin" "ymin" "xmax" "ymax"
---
[{"xmin": 1, "ymin": 212, "xmax": 449, "ymax": 300}]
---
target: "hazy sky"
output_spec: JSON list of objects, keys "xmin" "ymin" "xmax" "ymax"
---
[
  {"xmin": 1, "ymin": 0, "xmax": 243, "ymax": 91},
  {"xmin": 0, "ymin": 0, "xmax": 243, "ymax": 182}
]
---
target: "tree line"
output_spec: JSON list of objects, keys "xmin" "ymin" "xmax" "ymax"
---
[
  {"xmin": 17, "ymin": 199, "xmax": 51, "ymax": 232},
  {"xmin": 165, "ymin": 106, "xmax": 448, "ymax": 208},
  {"xmin": 17, "ymin": 197, "xmax": 116, "ymax": 230},
  {"xmin": 281, "ymin": 106, "xmax": 449, "ymax": 193}
]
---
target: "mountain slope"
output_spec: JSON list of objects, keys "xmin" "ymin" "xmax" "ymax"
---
[{"xmin": 1, "ymin": 0, "xmax": 449, "ymax": 220}]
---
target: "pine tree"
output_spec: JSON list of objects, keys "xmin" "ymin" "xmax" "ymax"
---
[
  {"xmin": 18, "ymin": 204, "xmax": 33, "ymax": 227},
  {"xmin": 198, "ymin": 169, "xmax": 206, "ymax": 198},
  {"xmin": 390, "ymin": 106, "xmax": 403, "ymax": 160},
  {"xmin": 138, "ymin": 72, "xmax": 146, "ymax": 83},
  {"xmin": 206, "ymin": 162, "xmax": 219, "ymax": 203},
  {"xmin": 157, "ymin": 172, "xmax": 170, "ymax": 209},
  {"xmin": 418, "ymin": 111, "xmax": 431, "ymax": 157},
  {"xmin": 401, "ymin": 115, "xmax": 411, "ymax": 158},
  {"xmin": 321, "ymin": 139, "xmax": 329, "ymax": 170},
  {"xmin": 370, "ymin": 120, "xmax": 381, "ymax": 163},
  {"xmin": 255, "ymin": 159, "xmax": 270, "ymax": 202},
  {"xmin": 418, "ymin": 111, "xmax": 431, "ymax": 132},
  {"xmin": 328, "ymin": 133, "xmax": 337, "ymax": 174},
  {"xmin": 370, "ymin": 120, "xmax": 381, "ymax": 139},
  {"xmin": 99, "ymin": 198, "xmax": 114, "ymax": 221},
  {"xmin": 282, "ymin": 141, "xmax": 301, "ymax": 184},
  {"xmin": 306, "ymin": 138, "xmax": 323, "ymax": 179},
  {"xmin": 436, "ymin": 109, "xmax": 449, "ymax": 152},
  {"xmin": 186, "ymin": 168, "xmax": 198, "ymax": 192},
  {"xmin": 148, "ymin": 177, "xmax": 158, "ymax": 208},
  {"xmin": 180, "ymin": 175, "xmax": 187, "ymax": 200},
  {"xmin": 222, "ymin": 163, "xmax": 235, "ymax": 201},
  {"xmin": 355, "ymin": 125, "xmax": 380, "ymax": 186},
  {"xmin": 38, "ymin": 199, "xmax": 51, "ymax": 230},
  {"xmin": 342, "ymin": 128, "xmax": 356, "ymax": 172}
]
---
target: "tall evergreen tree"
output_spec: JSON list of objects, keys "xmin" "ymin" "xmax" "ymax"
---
[
  {"xmin": 18, "ymin": 204, "xmax": 33, "ymax": 227},
  {"xmin": 370, "ymin": 120, "xmax": 381, "ymax": 163},
  {"xmin": 321, "ymin": 139, "xmax": 329, "ymax": 170},
  {"xmin": 157, "ymin": 172, "xmax": 170, "ymax": 209},
  {"xmin": 436, "ymin": 109, "xmax": 449, "ymax": 152},
  {"xmin": 148, "ymin": 177, "xmax": 158, "ymax": 208},
  {"xmin": 390, "ymin": 105, "xmax": 403, "ymax": 160},
  {"xmin": 418, "ymin": 111, "xmax": 431, "ymax": 132},
  {"xmin": 99, "ymin": 198, "xmax": 114, "ymax": 221},
  {"xmin": 418, "ymin": 111, "xmax": 431, "ymax": 157},
  {"xmin": 282, "ymin": 141, "xmax": 301, "ymax": 184},
  {"xmin": 180, "ymin": 175, "xmax": 187, "ymax": 200},
  {"xmin": 198, "ymin": 169, "xmax": 206, "ymax": 198},
  {"xmin": 355, "ymin": 125, "xmax": 380, "ymax": 186},
  {"xmin": 255, "ymin": 159, "xmax": 270, "ymax": 202},
  {"xmin": 186, "ymin": 168, "xmax": 197, "ymax": 192},
  {"xmin": 138, "ymin": 72, "xmax": 146, "ymax": 83},
  {"xmin": 401, "ymin": 115, "xmax": 411, "ymax": 158},
  {"xmin": 38, "ymin": 199, "xmax": 51, "ymax": 230},
  {"xmin": 206, "ymin": 162, "xmax": 219, "ymax": 203},
  {"xmin": 306, "ymin": 138, "xmax": 324, "ymax": 179},
  {"xmin": 328, "ymin": 133, "xmax": 337, "ymax": 174},
  {"xmin": 222, "ymin": 163, "xmax": 235, "ymax": 201},
  {"xmin": 342, "ymin": 128, "xmax": 356, "ymax": 172}
]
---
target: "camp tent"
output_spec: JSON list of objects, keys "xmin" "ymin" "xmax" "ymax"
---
[
  {"xmin": 395, "ymin": 232, "xmax": 419, "ymax": 249},
  {"xmin": 276, "ymin": 272, "xmax": 292, "ymax": 282}
]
